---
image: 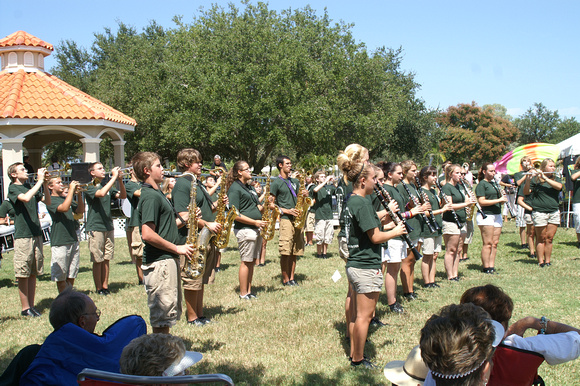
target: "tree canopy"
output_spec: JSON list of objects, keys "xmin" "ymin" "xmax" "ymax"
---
[
  {"xmin": 437, "ymin": 102, "xmax": 518, "ymax": 165},
  {"xmin": 51, "ymin": 2, "xmax": 432, "ymax": 170}
]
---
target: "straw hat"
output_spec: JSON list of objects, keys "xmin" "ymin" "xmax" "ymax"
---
[{"xmin": 384, "ymin": 345, "xmax": 427, "ymax": 386}]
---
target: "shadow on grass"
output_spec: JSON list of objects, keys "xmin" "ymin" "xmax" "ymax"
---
[
  {"xmin": 35, "ymin": 296, "xmax": 56, "ymax": 314},
  {"xmin": 272, "ymin": 272, "xmax": 308, "ymax": 285},
  {"xmin": 505, "ymin": 241, "xmax": 523, "ymax": 249},
  {"xmin": 515, "ymin": 257, "xmax": 539, "ymax": 265},
  {"xmin": 232, "ymin": 284, "xmax": 282, "ymax": 295},
  {"xmin": 216, "ymin": 263, "xmax": 231, "ymax": 272},
  {"xmin": 559, "ymin": 241, "xmax": 580, "ymax": 248},
  {"xmin": 116, "ymin": 261, "xmax": 134, "ymax": 266},
  {"xmin": 0, "ymin": 278, "xmax": 15, "ymax": 288},
  {"xmin": 203, "ymin": 305, "xmax": 243, "ymax": 320},
  {"xmin": 183, "ymin": 337, "xmax": 226, "ymax": 353}
]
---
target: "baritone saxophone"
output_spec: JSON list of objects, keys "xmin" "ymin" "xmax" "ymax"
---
[
  {"xmin": 260, "ymin": 174, "xmax": 280, "ymax": 241},
  {"xmin": 292, "ymin": 170, "xmax": 312, "ymax": 230}
]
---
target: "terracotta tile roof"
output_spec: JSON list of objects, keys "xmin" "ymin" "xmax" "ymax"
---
[
  {"xmin": 0, "ymin": 69, "xmax": 136, "ymax": 126},
  {"xmin": 0, "ymin": 31, "xmax": 53, "ymax": 51}
]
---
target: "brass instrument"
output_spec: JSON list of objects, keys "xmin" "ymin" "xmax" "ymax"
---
[
  {"xmin": 183, "ymin": 176, "xmax": 215, "ymax": 279},
  {"xmin": 292, "ymin": 170, "xmax": 312, "ymax": 229},
  {"xmin": 260, "ymin": 174, "xmax": 281, "ymax": 241},
  {"xmin": 212, "ymin": 175, "xmax": 239, "ymax": 248}
]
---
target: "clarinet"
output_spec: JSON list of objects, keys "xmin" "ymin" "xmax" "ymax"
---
[
  {"xmin": 374, "ymin": 186, "xmax": 422, "ymax": 260},
  {"xmin": 434, "ymin": 179, "xmax": 464, "ymax": 229},
  {"xmin": 459, "ymin": 178, "xmax": 487, "ymax": 219},
  {"xmin": 376, "ymin": 184, "xmax": 413, "ymax": 233},
  {"xmin": 492, "ymin": 180, "xmax": 516, "ymax": 218},
  {"xmin": 413, "ymin": 177, "xmax": 441, "ymax": 231}
]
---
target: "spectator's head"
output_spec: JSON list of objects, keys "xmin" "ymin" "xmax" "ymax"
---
[
  {"xmin": 49, "ymin": 287, "xmax": 100, "ymax": 333},
  {"xmin": 420, "ymin": 303, "xmax": 502, "ymax": 386},
  {"xmin": 23, "ymin": 156, "xmax": 30, "ymax": 163},
  {"xmin": 120, "ymin": 334, "xmax": 202, "ymax": 377},
  {"xmin": 460, "ymin": 285, "xmax": 514, "ymax": 329},
  {"xmin": 213, "ymin": 154, "xmax": 223, "ymax": 165},
  {"xmin": 383, "ymin": 345, "xmax": 428, "ymax": 386}
]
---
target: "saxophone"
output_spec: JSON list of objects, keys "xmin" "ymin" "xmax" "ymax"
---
[
  {"xmin": 260, "ymin": 174, "xmax": 281, "ymax": 241},
  {"xmin": 212, "ymin": 176, "xmax": 239, "ymax": 248},
  {"xmin": 183, "ymin": 176, "xmax": 215, "ymax": 279},
  {"xmin": 292, "ymin": 170, "xmax": 313, "ymax": 230}
]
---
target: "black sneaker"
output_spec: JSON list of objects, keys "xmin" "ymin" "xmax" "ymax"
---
[
  {"xmin": 289, "ymin": 280, "xmax": 299, "ymax": 286},
  {"xmin": 102, "ymin": 288, "xmax": 111, "ymax": 295},
  {"xmin": 187, "ymin": 318, "xmax": 205, "ymax": 326},
  {"xmin": 369, "ymin": 317, "xmax": 386, "ymax": 327},
  {"xmin": 545, "ymin": 262, "xmax": 551, "ymax": 267},
  {"xmin": 351, "ymin": 358, "xmax": 377, "ymax": 369},
  {"xmin": 403, "ymin": 293, "xmax": 416, "ymax": 301},
  {"xmin": 21, "ymin": 308, "xmax": 40, "ymax": 317},
  {"xmin": 389, "ymin": 302, "xmax": 404, "ymax": 314},
  {"xmin": 239, "ymin": 294, "xmax": 251, "ymax": 300},
  {"xmin": 248, "ymin": 293, "xmax": 258, "ymax": 299},
  {"xmin": 199, "ymin": 316, "xmax": 212, "ymax": 324},
  {"xmin": 322, "ymin": 254, "xmax": 328, "ymax": 259},
  {"xmin": 30, "ymin": 307, "xmax": 41, "ymax": 317},
  {"xmin": 215, "ymin": 267, "xmax": 221, "ymax": 272},
  {"xmin": 431, "ymin": 282, "xmax": 440, "ymax": 288}
]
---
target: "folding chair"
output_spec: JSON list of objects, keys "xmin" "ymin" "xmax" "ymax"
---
[{"xmin": 77, "ymin": 368, "xmax": 234, "ymax": 385}]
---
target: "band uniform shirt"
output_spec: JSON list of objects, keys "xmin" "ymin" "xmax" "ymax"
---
[
  {"xmin": 572, "ymin": 169, "xmax": 580, "ymax": 204},
  {"xmin": 173, "ymin": 176, "xmax": 216, "ymax": 244},
  {"xmin": 397, "ymin": 183, "xmax": 423, "ymax": 239},
  {"xmin": 421, "ymin": 187, "xmax": 443, "ymax": 237},
  {"xmin": 85, "ymin": 184, "xmax": 119, "ymax": 232},
  {"xmin": 228, "ymin": 181, "xmax": 261, "ymax": 230},
  {"xmin": 0, "ymin": 199, "xmax": 15, "ymax": 218},
  {"xmin": 124, "ymin": 180, "xmax": 142, "ymax": 229},
  {"xmin": 46, "ymin": 196, "xmax": 78, "ymax": 246},
  {"xmin": 385, "ymin": 184, "xmax": 406, "ymax": 241},
  {"xmin": 344, "ymin": 194, "xmax": 381, "ymax": 270},
  {"xmin": 517, "ymin": 183, "xmax": 533, "ymax": 214},
  {"xmin": 139, "ymin": 185, "xmax": 179, "ymax": 264},
  {"xmin": 7, "ymin": 183, "xmax": 43, "ymax": 239},
  {"xmin": 441, "ymin": 183, "xmax": 467, "ymax": 223},
  {"xmin": 530, "ymin": 175, "xmax": 563, "ymax": 213},
  {"xmin": 475, "ymin": 180, "xmax": 502, "ymax": 215},
  {"xmin": 270, "ymin": 176, "xmax": 299, "ymax": 221},
  {"xmin": 314, "ymin": 184, "xmax": 335, "ymax": 221}
]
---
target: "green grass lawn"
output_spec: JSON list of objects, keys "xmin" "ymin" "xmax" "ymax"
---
[{"xmin": 1, "ymin": 221, "xmax": 579, "ymax": 385}]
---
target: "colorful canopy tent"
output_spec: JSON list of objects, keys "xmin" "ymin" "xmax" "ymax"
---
[{"xmin": 494, "ymin": 143, "xmax": 560, "ymax": 175}]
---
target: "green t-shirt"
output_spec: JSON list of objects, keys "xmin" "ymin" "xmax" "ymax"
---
[
  {"xmin": 139, "ymin": 185, "xmax": 179, "ymax": 264},
  {"xmin": 572, "ymin": 169, "xmax": 580, "ymax": 204},
  {"xmin": 441, "ymin": 183, "xmax": 467, "ymax": 223},
  {"xmin": 228, "ymin": 180, "xmax": 261, "ymax": 230},
  {"xmin": 344, "ymin": 194, "xmax": 381, "ymax": 269},
  {"xmin": 313, "ymin": 185, "xmax": 335, "ymax": 221},
  {"xmin": 513, "ymin": 171, "xmax": 526, "ymax": 187},
  {"xmin": 270, "ymin": 176, "xmax": 300, "ymax": 220},
  {"xmin": 337, "ymin": 178, "xmax": 353, "ymax": 238},
  {"xmin": 530, "ymin": 176, "xmax": 562, "ymax": 213},
  {"xmin": 125, "ymin": 180, "xmax": 142, "ymax": 228},
  {"xmin": 517, "ymin": 183, "xmax": 533, "ymax": 214},
  {"xmin": 46, "ymin": 196, "xmax": 78, "ymax": 246},
  {"xmin": 385, "ymin": 184, "xmax": 406, "ymax": 241},
  {"xmin": 474, "ymin": 180, "xmax": 502, "ymax": 215},
  {"xmin": 173, "ymin": 175, "xmax": 215, "ymax": 244},
  {"xmin": 421, "ymin": 187, "xmax": 443, "ymax": 237},
  {"xmin": 7, "ymin": 183, "xmax": 43, "ymax": 239},
  {"xmin": 0, "ymin": 200, "xmax": 15, "ymax": 218},
  {"xmin": 397, "ymin": 182, "xmax": 423, "ymax": 239},
  {"xmin": 85, "ymin": 184, "xmax": 119, "ymax": 232}
]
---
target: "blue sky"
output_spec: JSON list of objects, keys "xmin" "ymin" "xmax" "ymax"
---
[{"xmin": 1, "ymin": 0, "xmax": 579, "ymax": 120}]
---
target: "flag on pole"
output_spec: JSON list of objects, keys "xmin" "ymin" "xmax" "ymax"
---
[{"xmin": 494, "ymin": 143, "xmax": 560, "ymax": 175}]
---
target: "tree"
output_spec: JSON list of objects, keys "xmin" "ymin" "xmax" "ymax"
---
[
  {"xmin": 514, "ymin": 102, "xmax": 560, "ymax": 144},
  {"xmin": 483, "ymin": 103, "xmax": 512, "ymax": 121},
  {"xmin": 437, "ymin": 102, "xmax": 518, "ymax": 164},
  {"xmin": 548, "ymin": 117, "xmax": 580, "ymax": 144}
]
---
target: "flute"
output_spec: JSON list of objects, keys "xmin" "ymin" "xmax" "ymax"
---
[
  {"xmin": 374, "ymin": 186, "xmax": 422, "ymax": 260},
  {"xmin": 413, "ymin": 176, "xmax": 441, "ymax": 231},
  {"xmin": 434, "ymin": 179, "xmax": 464, "ymax": 229},
  {"xmin": 459, "ymin": 178, "xmax": 487, "ymax": 219}
]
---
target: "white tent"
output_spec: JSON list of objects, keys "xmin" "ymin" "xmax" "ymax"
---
[{"xmin": 557, "ymin": 132, "xmax": 580, "ymax": 159}]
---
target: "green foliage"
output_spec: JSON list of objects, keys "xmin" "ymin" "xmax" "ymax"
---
[
  {"xmin": 549, "ymin": 117, "xmax": 580, "ymax": 144},
  {"xmin": 514, "ymin": 102, "xmax": 560, "ymax": 144},
  {"xmin": 50, "ymin": 2, "xmax": 435, "ymax": 168},
  {"xmin": 437, "ymin": 102, "xmax": 518, "ymax": 164},
  {"xmin": 483, "ymin": 103, "xmax": 512, "ymax": 121},
  {"xmin": 42, "ymin": 141, "xmax": 83, "ymax": 165}
]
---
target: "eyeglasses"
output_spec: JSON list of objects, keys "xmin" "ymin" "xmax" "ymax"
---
[
  {"xmin": 83, "ymin": 309, "xmax": 101, "ymax": 318},
  {"xmin": 241, "ymin": 168, "xmax": 250, "ymax": 172},
  {"xmin": 460, "ymin": 173, "xmax": 466, "ymax": 175}
]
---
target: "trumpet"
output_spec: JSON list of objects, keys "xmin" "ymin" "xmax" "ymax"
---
[
  {"xmin": 76, "ymin": 178, "xmax": 100, "ymax": 192},
  {"xmin": 105, "ymin": 167, "xmax": 133, "ymax": 177},
  {"xmin": 202, "ymin": 167, "xmax": 226, "ymax": 175}
]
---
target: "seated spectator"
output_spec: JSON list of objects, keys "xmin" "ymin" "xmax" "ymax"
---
[
  {"xmin": 420, "ymin": 303, "xmax": 503, "ymax": 386},
  {"xmin": 120, "ymin": 334, "xmax": 202, "ymax": 377},
  {"xmin": 460, "ymin": 284, "xmax": 580, "ymax": 386},
  {"xmin": 383, "ymin": 345, "xmax": 428, "ymax": 385},
  {"xmin": 10, "ymin": 288, "xmax": 146, "ymax": 385}
]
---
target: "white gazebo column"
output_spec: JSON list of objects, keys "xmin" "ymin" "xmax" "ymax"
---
[
  {"xmin": 26, "ymin": 148, "xmax": 43, "ymax": 170},
  {"xmin": 112, "ymin": 140, "xmax": 126, "ymax": 167},
  {"xmin": 1, "ymin": 138, "xmax": 25, "ymax": 198},
  {"xmin": 79, "ymin": 138, "xmax": 102, "ymax": 163}
]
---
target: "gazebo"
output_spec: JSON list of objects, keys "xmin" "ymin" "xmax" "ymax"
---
[{"xmin": 0, "ymin": 30, "xmax": 136, "ymax": 197}]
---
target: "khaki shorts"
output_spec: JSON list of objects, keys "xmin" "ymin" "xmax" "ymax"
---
[
  {"xmin": 305, "ymin": 211, "xmax": 315, "ymax": 232},
  {"xmin": 464, "ymin": 220, "xmax": 474, "ymax": 244},
  {"xmin": 442, "ymin": 220, "xmax": 467, "ymax": 235},
  {"xmin": 14, "ymin": 236, "xmax": 44, "ymax": 278},
  {"xmin": 346, "ymin": 266, "xmax": 383, "ymax": 294},
  {"xmin": 524, "ymin": 213, "xmax": 534, "ymax": 225},
  {"xmin": 142, "ymin": 258, "xmax": 182, "ymax": 328},
  {"xmin": 532, "ymin": 211, "xmax": 560, "ymax": 227},
  {"xmin": 422, "ymin": 236, "xmax": 442, "ymax": 255},
  {"xmin": 338, "ymin": 236, "xmax": 349, "ymax": 262},
  {"xmin": 88, "ymin": 230, "xmax": 114, "ymax": 263},
  {"xmin": 180, "ymin": 244, "xmax": 217, "ymax": 290},
  {"xmin": 278, "ymin": 218, "xmax": 304, "ymax": 256},
  {"xmin": 234, "ymin": 227, "xmax": 262, "ymax": 262},
  {"xmin": 314, "ymin": 219, "xmax": 334, "ymax": 245},
  {"xmin": 126, "ymin": 226, "xmax": 144, "ymax": 260},
  {"xmin": 51, "ymin": 242, "xmax": 80, "ymax": 281}
]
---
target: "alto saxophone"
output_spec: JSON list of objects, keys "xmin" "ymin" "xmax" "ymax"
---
[
  {"xmin": 183, "ymin": 176, "xmax": 215, "ymax": 279},
  {"xmin": 260, "ymin": 174, "xmax": 281, "ymax": 241},
  {"xmin": 292, "ymin": 170, "xmax": 313, "ymax": 230},
  {"xmin": 212, "ymin": 175, "xmax": 239, "ymax": 248}
]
